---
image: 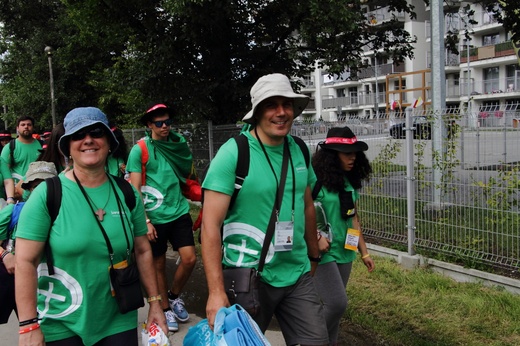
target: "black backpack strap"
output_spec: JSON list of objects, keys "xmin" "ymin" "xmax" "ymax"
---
[
  {"xmin": 292, "ymin": 135, "xmax": 310, "ymax": 168},
  {"xmin": 312, "ymin": 180, "xmax": 322, "ymax": 200},
  {"xmin": 45, "ymin": 176, "xmax": 61, "ymax": 276},
  {"xmin": 229, "ymin": 134, "xmax": 250, "ymax": 210},
  {"xmin": 112, "ymin": 175, "xmax": 136, "ymax": 211},
  {"xmin": 9, "ymin": 139, "xmax": 15, "ymax": 168}
]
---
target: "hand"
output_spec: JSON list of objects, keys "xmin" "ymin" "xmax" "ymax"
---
[
  {"xmin": 147, "ymin": 301, "xmax": 168, "ymax": 336},
  {"xmin": 146, "ymin": 223, "xmax": 157, "ymax": 242},
  {"xmin": 3, "ymin": 252, "xmax": 15, "ymax": 274},
  {"xmin": 317, "ymin": 235, "xmax": 330, "ymax": 253},
  {"xmin": 18, "ymin": 326, "xmax": 45, "ymax": 346},
  {"xmin": 363, "ymin": 256, "xmax": 375, "ymax": 272},
  {"xmin": 206, "ymin": 291, "xmax": 230, "ymax": 330}
]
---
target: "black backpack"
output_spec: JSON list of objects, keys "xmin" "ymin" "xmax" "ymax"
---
[{"xmin": 44, "ymin": 175, "xmax": 136, "ymax": 275}]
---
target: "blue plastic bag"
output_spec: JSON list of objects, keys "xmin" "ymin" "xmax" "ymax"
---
[{"xmin": 183, "ymin": 305, "xmax": 270, "ymax": 346}]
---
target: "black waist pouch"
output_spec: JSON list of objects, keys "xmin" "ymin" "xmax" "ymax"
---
[{"xmin": 109, "ymin": 262, "xmax": 144, "ymax": 314}]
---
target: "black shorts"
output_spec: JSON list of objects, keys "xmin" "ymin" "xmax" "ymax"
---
[
  {"xmin": 0, "ymin": 262, "xmax": 16, "ymax": 324},
  {"xmin": 150, "ymin": 213, "xmax": 194, "ymax": 257}
]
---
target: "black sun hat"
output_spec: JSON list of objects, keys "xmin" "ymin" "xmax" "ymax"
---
[
  {"xmin": 318, "ymin": 126, "xmax": 368, "ymax": 153},
  {"xmin": 140, "ymin": 103, "xmax": 174, "ymax": 125}
]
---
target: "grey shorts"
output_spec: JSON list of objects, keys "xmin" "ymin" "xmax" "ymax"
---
[{"xmin": 256, "ymin": 272, "xmax": 329, "ymax": 346}]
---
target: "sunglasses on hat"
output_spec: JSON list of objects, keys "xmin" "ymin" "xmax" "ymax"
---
[
  {"xmin": 70, "ymin": 127, "xmax": 106, "ymax": 141},
  {"xmin": 152, "ymin": 119, "xmax": 173, "ymax": 127}
]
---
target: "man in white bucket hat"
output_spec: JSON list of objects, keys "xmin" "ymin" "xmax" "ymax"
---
[{"xmin": 202, "ymin": 73, "xmax": 328, "ymax": 345}]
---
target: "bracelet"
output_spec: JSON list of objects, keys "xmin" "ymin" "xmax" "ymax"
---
[
  {"xmin": 308, "ymin": 255, "xmax": 322, "ymax": 263},
  {"xmin": 317, "ymin": 233, "xmax": 322, "ymax": 241},
  {"xmin": 19, "ymin": 317, "xmax": 39, "ymax": 327},
  {"xmin": 6, "ymin": 197, "xmax": 14, "ymax": 201},
  {"xmin": 361, "ymin": 254, "xmax": 370, "ymax": 259},
  {"xmin": 146, "ymin": 219, "xmax": 151, "ymax": 224},
  {"xmin": 1, "ymin": 250, "xmax": 10, "ymax": 260},
  {"xmin": 19, "ymin": 323, "xmax": 40, "ymax": 334},
  {"xmin": 147, "ymin": 295, "xmax": 162, "ymax": 303}
]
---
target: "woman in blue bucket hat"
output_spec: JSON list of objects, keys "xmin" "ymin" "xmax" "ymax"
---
[{"xmin": 15, "ymin": 107, "xmax": 166, "ymax": 345}]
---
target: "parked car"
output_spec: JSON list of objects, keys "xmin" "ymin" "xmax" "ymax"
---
[
  {"xmin": 389, "ymin": 116, "xmax": 431, "ymax": 139},
  {"xmin": 344, "ymin": 119, "xmax": 374, "ymax": 135}
]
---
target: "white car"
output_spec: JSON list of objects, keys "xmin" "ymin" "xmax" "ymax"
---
[{"xmin": 344, "ymin": 119, "xmax": 374, "ymax": 135}]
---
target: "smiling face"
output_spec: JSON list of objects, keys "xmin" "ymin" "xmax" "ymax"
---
[
  {"xmin": 69, "ymin": 125, "xmax": 110, "ymax": 170},
  {"xmin": 253, "ymin": 96, "xmax": 294, "ymax": 146},
  {"xmin": 338, "ymin": 151, "xmax": 357, "ymax": 171}
]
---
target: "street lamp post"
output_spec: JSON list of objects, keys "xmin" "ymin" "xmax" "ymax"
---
[{"xmin": 44, "ymin": 46, "xmax": 56, "ymax": 128}]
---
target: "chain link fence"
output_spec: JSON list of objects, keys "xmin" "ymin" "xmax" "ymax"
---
[{"xmin": 124, "ymin": 108, "xmax": 520, "ymax": 274}]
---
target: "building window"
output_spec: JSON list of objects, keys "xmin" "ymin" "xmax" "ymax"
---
[
  {"xmin": 483, "ymin": 67, "xmax": 499, "ymax": 93},
  {"xmin": 336, "ymin": 88, "xmax": 346, "ymax": 97},
  {"xmin": 506, "ymin": 64, "xmax": 520, "ymax": 91},
  {"xmin": 482, "ymin": 33, "xmax": 500, "ymax": 46}
]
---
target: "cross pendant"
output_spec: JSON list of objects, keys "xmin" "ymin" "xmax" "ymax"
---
[{"xmin": 95, "ymin": 208, "xmax": 106, "ymax": 222}]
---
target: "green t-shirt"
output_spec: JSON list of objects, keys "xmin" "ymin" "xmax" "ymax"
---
[
  {"xmin": 126, "ymin": 137, "xmax": 189, "ymax": 224},
  {"xmin": 0, "ymin": 203, "xmax": 15, "ymax": 241},
  {"xmin": 314, "ymin": 178, "xmax": 359, "ymax": 265},
  {"xmin": 16, "ymin": 175, "xmax": 147, "ymax": 345},
  {"xmin": 0, "ymin": 161, "xmax": 12, "ymax": 200},
  {"xmin": 202, "ymin": 132, "xmax": 316, "ymax": 287},
  {"xmin": 106, "ymin": 156, "xmax": 126, "ymax": 178},
  {"xmin": 0, "ymin": 139, "xmax": 41, "ymax": 182}
]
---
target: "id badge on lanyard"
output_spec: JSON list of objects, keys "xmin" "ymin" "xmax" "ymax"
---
[{"xmin": 274, "ymin": 219, "xmax": 294, "ymax": 252}]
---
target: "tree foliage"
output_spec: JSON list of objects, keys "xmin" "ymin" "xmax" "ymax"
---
[{"xmin": 0, "ymin": 0, "xmax": 417, "ymax": 128}]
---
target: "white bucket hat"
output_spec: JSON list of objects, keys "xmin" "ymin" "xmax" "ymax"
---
[{"xmin": 242, "ymin": 73, "xmax": 309, "ymax": 124}]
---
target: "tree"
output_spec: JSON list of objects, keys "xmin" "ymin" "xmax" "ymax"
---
[{"xmin": 0, "ymin": 0, "xmax": 417, "ymax": 127}]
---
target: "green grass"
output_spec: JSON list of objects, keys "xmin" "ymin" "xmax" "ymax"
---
[{"xmin": 345, "ymin": 256, "xmax": 520, "ymax": 346}]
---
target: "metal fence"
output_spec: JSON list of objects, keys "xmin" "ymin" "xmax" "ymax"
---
[{"xmin": 124, "ymin": 108, "xmax": 520, "ymax": 273}]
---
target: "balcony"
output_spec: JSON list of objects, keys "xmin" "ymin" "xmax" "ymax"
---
[
  {"xmin": 322, "ymin": 91, "xmax": 386, "ymax": 109},
  {"xmin": 356, "ymin": 63, "xmax": 405, "ymax": 79},
  {"xmin": 365, "ymin": 6, "xmax": 406, "ymax": 24},
  {"xmin": 427, "ymin": 51, "xmax": 460, "ymax": 68},
  {"xmin": 460, "ymin": 41, "xmax": 515, "ymax": 63},
  {"xmin": 465, "ymin": 77, "xmax": 520, "ymax": 96}
]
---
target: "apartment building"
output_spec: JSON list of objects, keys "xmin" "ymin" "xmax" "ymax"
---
[{"xmin": 300, "ymin": 1, "xmax": 520, "ymax": 128}]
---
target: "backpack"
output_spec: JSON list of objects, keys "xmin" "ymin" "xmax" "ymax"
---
[
  {"xmin": 44, "ymin": 175, "xmax": 136, "ymax": 275},
  {"xmin": 192, "ymin": 134, "xmax": 310, "ymax": 231},
  {"xmin": 9, "ymin": 139, "xmax": 15, "ymax": 168}
]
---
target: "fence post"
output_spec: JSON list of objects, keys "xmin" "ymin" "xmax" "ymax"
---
[{"xmin": 405, "ymin": 107, "xmax": 416, "ymax": 255}]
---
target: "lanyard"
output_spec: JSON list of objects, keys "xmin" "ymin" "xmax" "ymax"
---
[
  {"xmin": 254, "ymin": 128, "xmax": 296, "ymax": 220},
  {"xmin": 73, "ymin": 172, "xmax": 131, "ymax": 263}
]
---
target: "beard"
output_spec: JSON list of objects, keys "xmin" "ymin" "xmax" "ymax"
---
[{"xmin": 18, "ymin": 130, "xmax": 33, "ymax": 140}]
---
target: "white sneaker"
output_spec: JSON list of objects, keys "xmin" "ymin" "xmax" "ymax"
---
[{"xmin": 164, "ymin": 310, "xmax": 178, "ymax": 332}]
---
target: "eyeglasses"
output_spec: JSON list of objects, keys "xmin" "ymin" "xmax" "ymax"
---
[
  {"xmin": 153, "ymin": 119, "xmax": 173, "ymax": 127},
  {"xmin": 70, "ymin": 127, "xmax": 106, "ymax": 141}
]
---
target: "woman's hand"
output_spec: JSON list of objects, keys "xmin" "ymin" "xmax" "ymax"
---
[
  {"xmin": 3, "ymin": 252, "xmax": 15, "ymax": 274},
  {"xmin": 146, "ymin": 223, "xmax": 158, "ymax": 242},
  {"xmin": 362, "ymin": 256, "xmax": 375, "ymax": 272},
  {"xmin": 18, "ymin": 326, "xmax": 45, "ymax": 346},
  {"xmin": 317, "ymin": 234, "xmax": 330, "ymax": 253}
]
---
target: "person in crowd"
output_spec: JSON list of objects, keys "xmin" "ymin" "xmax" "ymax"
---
[
  {"xmin": 1, "ymin": 116, "xmax": 42, "ymax": 200},
  {"xmin": 36, "ymin": 123, "xmax": 68, "ymax": 174},
  {"xmin": 312, "ymin": 127, "xmax": 375, "ymax": 346},
  {"xmin": 127, "ymin": 103, "xmax": 196, "ymax": 332},
  {"xmin": 0, "ymin": 130, "xmax": 12, "ymax": 148},
  {"xmin": 40, "ymin": 131, "xmax": 52, "ymax": 150},
  {"xmin": 106, "ymin": 122, "xmax": 128, "ymax": 178},
  {"xmin": 0, "ymin": 161, "xmax": 57, "ymax": 325},
  {"xmin": 201, "ymin": 73, "xmax": 328, "ymax": 346},
  {"xmin": 15, "ymin": 107, "xmax": 166, "ymax": 345}
]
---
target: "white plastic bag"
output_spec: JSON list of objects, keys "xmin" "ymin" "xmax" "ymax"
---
[{"xmin": 141, "ymin": 322, "xmax": 170, "ymax": 346}]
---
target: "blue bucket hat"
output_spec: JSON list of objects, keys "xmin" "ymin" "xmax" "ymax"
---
[{"xmin": 58, "ymin": 107, "xmax": 119, "ymax": 157}]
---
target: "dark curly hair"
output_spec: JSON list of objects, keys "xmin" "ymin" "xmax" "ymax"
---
[{"xmin": 312, "ymin": 147, "xmax": 372, "ymax": 192}]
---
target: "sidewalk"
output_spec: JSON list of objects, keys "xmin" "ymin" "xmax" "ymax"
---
[{"xmin": 0, "ymin": 301, "xmax": 286, "ymax": 345}]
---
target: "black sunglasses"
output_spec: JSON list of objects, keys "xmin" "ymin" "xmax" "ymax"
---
[
  {"xmin": 70, "ymin": 127, "xmax": 106, "ymax": 141},
  {"xmin": 153, "ymin": 119, "xmax": 173, "ymax": 127}
]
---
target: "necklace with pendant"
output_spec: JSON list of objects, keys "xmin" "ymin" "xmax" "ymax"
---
[{"xmin": 86, "ymin": 183, "xmax": 111, "ymax": 222}]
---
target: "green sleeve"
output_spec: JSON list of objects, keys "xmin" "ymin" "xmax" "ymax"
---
[{"xmin": 0, "ymin": 204, "xmax": 14, "ymax": 241}]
